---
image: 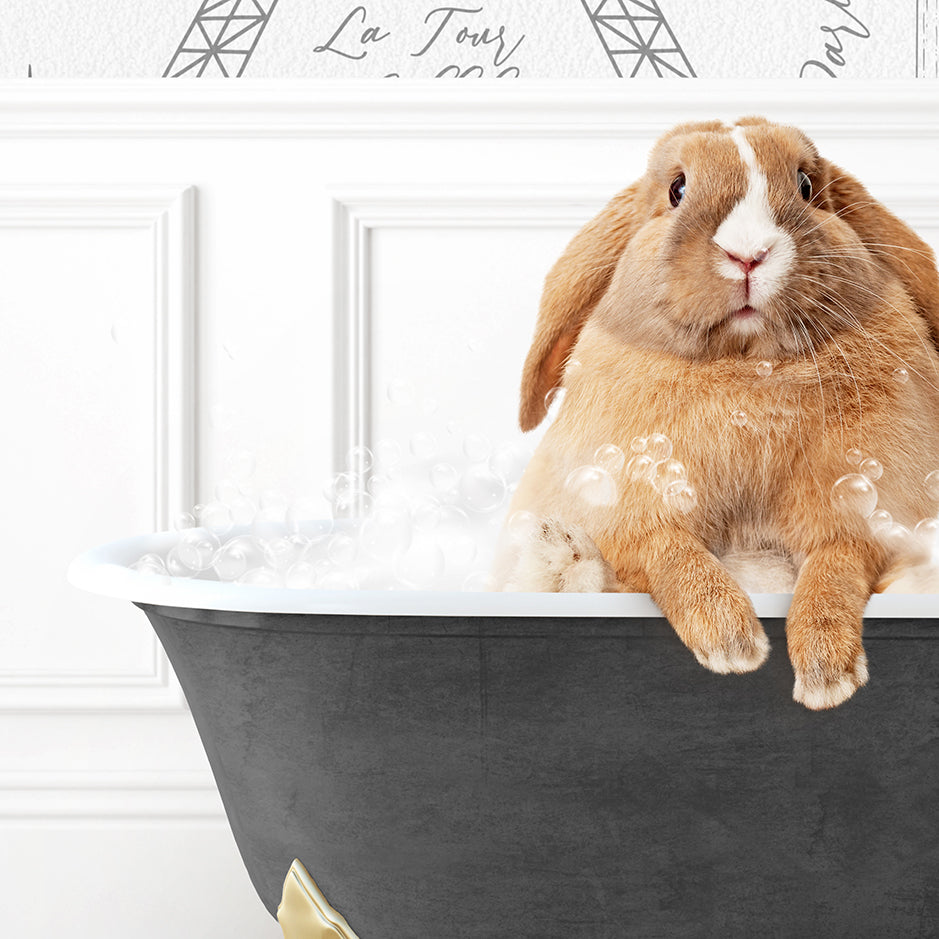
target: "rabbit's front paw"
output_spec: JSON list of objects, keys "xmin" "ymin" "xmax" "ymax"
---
[
  {"xmin": 684, "ymin": 595, "xmax": 770, "ymax": 675},
  {"xmin": 507, "ymin": 517, "xmax": 619, "ymax": 593},
  {"xmin": 791, "ymin": 642, "xmax": 868, "ymax": 711}
]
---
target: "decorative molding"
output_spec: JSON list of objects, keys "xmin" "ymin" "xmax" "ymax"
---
[
  {"xmin": 0, "ymin": 80, "xmax": 938, "ymax": 139},
  {"xmin": 331, "ymin": 186, "xmax": 611, "ymax": 503},
  {"xmin": 278, "ymin": 859, "xmax": 361, "ymax": 939},
  {"xmin": 0, "ymin": 185, "xmax": 195, "ymax": 713},
  {"xmin": 0, "ymin": 772, "xmax": 223, "ymax": 823}
]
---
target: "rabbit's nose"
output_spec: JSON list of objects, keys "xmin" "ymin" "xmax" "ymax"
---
[{"xmin": 724, "ymin": 247, "xmax": 770, "ymax": 273}]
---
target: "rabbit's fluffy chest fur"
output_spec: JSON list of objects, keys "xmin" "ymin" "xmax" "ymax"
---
[{"xmin": 514, "ymin": 294, "xmax": 939, "ymax": 574}]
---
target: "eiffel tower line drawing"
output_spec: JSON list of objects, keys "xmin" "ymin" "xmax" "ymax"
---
[
  {"xmin": 919, "ymin": 0, "xmax": 939, "ymax": 78},
  {"xmin": 164, "ymin": 0, "xmax": 280, "ymax": 78},
  {"xmin": 582, "ymin": 0, "xmax": 695, "ymax": 78}
]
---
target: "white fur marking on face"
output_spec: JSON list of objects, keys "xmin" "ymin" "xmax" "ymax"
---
[{"xmin": 713, "ymin": 126, "xmax": 796, "ymax": 308}]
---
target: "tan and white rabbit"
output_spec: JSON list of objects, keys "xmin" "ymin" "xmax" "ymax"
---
[{"xmin": 500, "ymin": 117, "xmax": 939, "ymax": 710}]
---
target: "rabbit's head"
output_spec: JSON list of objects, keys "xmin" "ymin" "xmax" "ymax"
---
[{"xmin": 519, "ymin": 117, "xmax": 939, "ymax": 431}]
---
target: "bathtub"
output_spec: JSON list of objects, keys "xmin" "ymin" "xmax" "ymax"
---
[{"xmin": 69, "ymin": 530, "xmax": 939, "ymax": 938}]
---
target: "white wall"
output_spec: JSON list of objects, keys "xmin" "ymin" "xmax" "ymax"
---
[{"xmin": 1, "ymin": 80, "xmax": 938, "ymax": 938}]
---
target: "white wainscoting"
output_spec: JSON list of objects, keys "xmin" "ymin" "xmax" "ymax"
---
[
  {"xmin": 0, "ymin": 80, "xmax": 937, "ymax": 939},
  {"xmin": 0, "ymin": 186, "xmax": 194, "ymax": 714}
]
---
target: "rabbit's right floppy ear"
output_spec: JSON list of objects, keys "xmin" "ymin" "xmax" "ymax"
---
[
  {"xmin": 820, "ymin": 160, "xmax": 939, "ymax": 353},
  {"xmin": 519, "ymin": 183, "xmax": 644, "ymax": 432}
]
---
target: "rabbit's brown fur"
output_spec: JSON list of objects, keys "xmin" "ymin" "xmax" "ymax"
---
[{"xmin": 505, "ymin": 118, "xmax": 939, "ymax": 710}]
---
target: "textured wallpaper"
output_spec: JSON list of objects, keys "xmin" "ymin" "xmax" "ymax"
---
[{"xmin": 1, "ymin": 0, "xmax": 936, "ymax": 79}]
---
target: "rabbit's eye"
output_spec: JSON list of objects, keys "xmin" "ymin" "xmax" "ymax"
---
[
  {"xmin": 669, "ymin": 174, "xmax": 686, "ymax": 208},
  {"xmin": 798, "ymin": 170, "xmax": 812, "ymax": 201}
]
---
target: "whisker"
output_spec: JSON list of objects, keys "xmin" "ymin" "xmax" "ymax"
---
[{"xmin": 795, "ymin": 270, "xmax": 939, "ymax": 386}]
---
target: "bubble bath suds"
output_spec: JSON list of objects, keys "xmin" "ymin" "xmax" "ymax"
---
[
  {"xmin": 132, "ymin": 426, "xmax": 538, "ymax": 592},
  {"xmin": 130, "ymin": 370, "xmax": 939, "ymax": 592}
]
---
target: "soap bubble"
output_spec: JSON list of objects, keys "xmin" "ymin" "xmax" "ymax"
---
[
  {"xmin": 646, "ymin": 434, "xmax": 672, "ymax": 461},
  {"xmin": 332, "ymin": 488, "xmax": 373, "ymax": 518},
  {"xmin": 880, "ymin": 523, "xmax": 914, "ymax": 556},
  {"xmin": 285, "ymin": 560, "xmax": 318, "ymax": 589},
  {"xmin": 459, "ymin": 465, "xmax": 507, "ymax": 513},
  {"xmin": 651, "ymin": 459, "xmax": 686, "ymax": 494},
  {"xmin": 286, "ymin": 499, "xmax": 332, "ymax": 538},
  {"xmin": 506, "ymin": 509, "xmax": 540, "ymax": 543},
  {"xmin": 261, "ymin": 536, "xmax": 302, "ymax": 571},
  {"xmin": 859, "ymin": 458, "xmax": 883, "ymax": 482},
  {"xmin": 893, "ymin": 367, "xmax": 910, "ymax": 384},
  {"xmin": 564, "ymin": 465, "xmax": 617, "ymax": 506},
  {"xmin": 594, "ymin": 444, "xmax": 625, "ymax": 475},
  {"xmin": 926, "ymin": 470, "xmax": 939, "ymax": 501},
  {"xmin": 664, "ymin": 481, "xmax": 698, "ymax": 513},
  {"xmin": 238, "ymin": 567, "xmax": 283, "ymax": 587},
  {"xmin": 630, "ymin": 436, "xmax": 648, "ymax": 454},
  {"xmin": 626, "ymin": 453, "xmax": 655, "ymax": 482},
  {"xmin": 731, "ymin": 410, "xmax": 748, "ymax": 427},
  {"xmin": 360, "ymin": 506, "xmax": 412, "ymax": 560},
  {"xmin": 409, "ymin": 431, "xmax": 438, "ymax": 460},
  {"xmin": 387, "ymin": 379, "xmax": 415, "ymax": 406},
  {"xmin": 252, "ymin": 507, "xmax": 290, "ymax": 542},
  {"xmin": 212, "ymin": 536, "xmax": 263, "ymax": 581},
  {"xmin": 165, "ymin": 547, "xmax": 195, "ymax": 577},
  {"xmin": 489, "ymin": 441, "xmax": 531, "ymax": 481},
  {"xmin": 131, "ymin": 554, "xmax": 168, "ymax": 576},
  {"xmin": 430, "ymin": 462, "xmax": 459, "ymax": 494},
  {"xmin": 374, "ymin": 438, "xmax": 403, "ymax": 472},
  {"xmin": 198, "ymin": 501, "xmax": 233, "ymax": 535},
  {"xmin": 327, "ymin": 532, "xmax": 358, "ymax": 566},
  {"xmin": 367, "ymin": 474, "xmax": 393, "ymax": 500},
  {"xmin": 394, "ymin": 535, "xmax": 445, "ymax": 588},
  {"xmin": 463, "ymin": 434, "xmax": 492, "ymax": 463},
  {"xmin": 868, "ymin": 509, "xmax": 893, "ymax": 536},
  {"xmin": 421, "ymin": 396, "xmax": 439, "ymax": 415},
  {"xmin": 173, "ymin": 512, "xmax": 196, "ymax": 531},
  {"xmin": 831, "ymin": 474, "xmax": 877, "ymax": 519},
  {"xmin": 345, "ymin": 445, "xmax": 374, "ymax": 474},
  {"xmin": 411, "ymin": 495, "xmax": 443, "ymax": 531},
  {"xmin": 229, "ymin": 495, "xmax": 257, "ymax": 525},
  {"xmin": 462, "ymin": 570, "xmax": 495, "ymax": 592},
  {"xmin": 176, "ymin": 528, "xmax": 220, "ymax": 571},
  {"xmin": 756, "ymin": 360, "xmax": 773, "ymax": 377},
  {"xmin": 260, "ymin": 489, "xmax": 289, "ymax": 514},
  {"xmin": 324, "ymin": 472, "xmax": 355, "ymax": 505},
  {"xmin": 845, "ymin": 448, "xmax": 863, "ymax": 466},
  {"xmin": 914, "ymin": 517, "xmax": 939, "ymax": 545}
]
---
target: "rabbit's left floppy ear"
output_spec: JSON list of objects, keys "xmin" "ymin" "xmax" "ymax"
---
[
  {"xmin": 820, "ymin": 160, "xmax": 939, "ymax": 351},
  {"xmin": 519, "ymin": 182, "xmax": 645, "ymax": 432}
]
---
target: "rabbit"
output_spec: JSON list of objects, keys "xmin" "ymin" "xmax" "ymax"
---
[{"xmin": 498, "ymin": 117, "xmax": 939, "ymax": 710}]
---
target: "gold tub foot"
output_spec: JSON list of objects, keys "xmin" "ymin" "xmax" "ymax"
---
[{"xmin": 277, "ymin": 859, "xmax": 361, "ymax": 939}]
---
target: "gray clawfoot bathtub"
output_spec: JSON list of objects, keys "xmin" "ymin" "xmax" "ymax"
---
[{"xmin": 70, "ymin": 532, "xmax": 939, "ymax": 938}]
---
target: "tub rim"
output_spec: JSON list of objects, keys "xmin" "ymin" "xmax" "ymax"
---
[{"xmin": 67, "ymin": 530, "xmax": 939, "ymax": 619}]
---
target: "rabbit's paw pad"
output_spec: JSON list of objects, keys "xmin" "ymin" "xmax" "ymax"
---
[
  {"xmin": 793, "ymin": 651, "xmax": 868, "ymax": 710},
  {"xmin": 508, "ymin": 518, "xmax": 618, "ymax": 593}
]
